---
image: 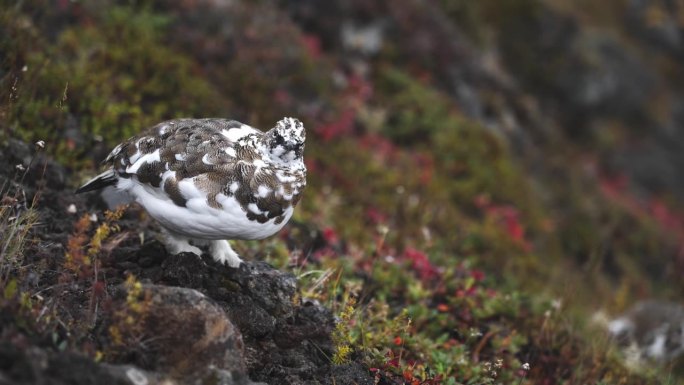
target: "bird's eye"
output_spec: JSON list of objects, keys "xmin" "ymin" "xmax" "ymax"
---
[{"xmin": 274, "ymin": 132, "xmax": 285, "ymax": 145}]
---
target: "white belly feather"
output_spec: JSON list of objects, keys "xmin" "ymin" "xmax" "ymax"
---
[{"xmin": 118, "ymin": 178, "xmax": 292, "ymax": 240}]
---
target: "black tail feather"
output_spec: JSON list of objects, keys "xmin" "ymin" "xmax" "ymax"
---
[{"xmin": 75, "ymin": 170, "xmax": 117, "ymax": 194}]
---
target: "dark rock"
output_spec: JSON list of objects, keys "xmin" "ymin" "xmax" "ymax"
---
[
  {"xmin": 557, "ymin": 33, "xmax": 655, "ymax": 117},
  {"xmin": 164, "ymin": 259, "xmax": 295, "ymax": 341},
  {"xmin": 160, "ymin": 252, "xmax": 210, "ymax": 288},
  {"xmin": 225, "ymin": 297, "xmax": 277, "ymax": 339},
  {"xmin": 144, "ymin": 254, "xmax": 309, "ymax": 343},
  {"xmin": 611, "ymin": 97, "xmax": 684, "ymax": 199},
  {"xmin": 135, "ymin": 241, "xmax": 172, "ymax": 267},
  {"xmin": 110, "ymin": 284, "xmax": 246, "ymax": 377},
  {"xmin": 627, "ymin": 0, "xmax": 684, "ymax": 59},
  {"xmin": 139, "ymin": 258, "xmax": 356, "ymax": 384},
  {"xmin": 273, "ymin": 300, "xmax": 334, "ymax": 349},
  {"xmin": 0, "ymin": 343, "xmax": 130, "ymax": 385},
  {"xmin": 46, "ymin": 354, "xmax": 129, "ymax": 385},
  {"xmin": 133, "ymin": 255, "xmax": 360, "ymax": 384},
  {"xmin": 188, "ymin": 367, "xmax": 267, "ymax": 385},
  {"xmin": 0, "ymin": 342, "xmax": 263, "ymax": 385},
  {"xmin": 325, "ymin": 363, "xmax": 374, "ymax": 385},
  {"xmin": 222, "ymin": 261, "xmax": 297, "ymax": 319},
  {"xmin": 606, "ymin": 300, "xmax": 684, "ymax": 363}
]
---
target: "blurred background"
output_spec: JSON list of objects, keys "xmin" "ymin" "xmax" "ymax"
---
[{"xmin": 2, "ymin": 0, "xmax": 684, "ymax": 383}]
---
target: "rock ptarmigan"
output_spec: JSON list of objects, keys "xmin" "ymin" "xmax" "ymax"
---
[{"xmin": 76, "ymin": 117, "xmax": 306, "ymax": 267}]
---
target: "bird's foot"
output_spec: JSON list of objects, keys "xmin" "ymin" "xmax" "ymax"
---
[
  {"xmin": 210, "ymin": 240, "xmax": 243, "ymax": 268},
  {"xmin": 161, "ymin": 231, "xmax": 202, "ymax": 256}
]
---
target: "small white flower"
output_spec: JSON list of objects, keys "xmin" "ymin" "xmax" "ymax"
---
[
  {"xmin": 15, "ymin": 164, "xmax": 25, "ymax": 171},
  {"xmin": 522, "ymin": 362, "xmax": 531, "ymax": 371},
  {"xmin": 377, "ymin": 225, "xmax": 389, "ymax": 235},
  {"xmin": 35, "ymin": 140, "xmax": 45, "ymax": 149},
  {"xmin": 21, "ymin": 65, "xmax": 28, "ymax": 72},
  {"xmin": 66, "ymin": 204, "xmax": 77, "ymax": 214},
  {"xmin": 89, "ymin": 213, "xmax": 98, "ymax": 222}
]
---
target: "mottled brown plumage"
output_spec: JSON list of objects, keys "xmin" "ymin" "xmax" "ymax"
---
[
  {"xmin": 77, "ymin": 117, "xmax": 307, "ymax": 267},
  {"xmin": 105, "ymin": 119, "xmax": 305, "ymax": 224}
]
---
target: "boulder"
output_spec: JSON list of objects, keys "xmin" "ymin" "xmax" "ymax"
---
[{"xmin": 109, "ymin": 284, "xmax": 246, "ymax": 378}]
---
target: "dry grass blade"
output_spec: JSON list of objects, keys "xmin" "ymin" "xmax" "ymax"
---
[{"xmin": 0, "ymin": 192, "xmax": 39, "ymax": 286}]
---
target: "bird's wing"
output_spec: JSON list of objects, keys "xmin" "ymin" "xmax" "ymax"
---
[
  {"xmin": 105, "ymin": 119, "xmax": 249, "ymax": 181},
  {"xmin": 103, "ymin": 119, "xmax": 253, "ymax": 205}
]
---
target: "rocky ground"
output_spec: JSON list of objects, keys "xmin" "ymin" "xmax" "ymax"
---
[{"xmin": 0, "ymin": 140, "xmax": 373, "ymax": 384}]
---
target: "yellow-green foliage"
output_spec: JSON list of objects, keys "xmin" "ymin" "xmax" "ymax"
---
[
  {"xmin": 376, "ymin": 68, "xmax": 531, "ymax": 208},
  {"xmin": 2, "ymin": 2, "xmax": 333, "ymax": 167},
  {"xmin": 2, "ymin": 278, "xmax": 33, "ymax": 312},
  {"xmin": 108, "ymin": 274, "xmax": 151, "ymax": 349},
  {"xmin": 3, "ymin": 4, "xmax": 226, "ymax": 164},
  {"xmin": 331, "ymin": 295, "xmax": 356, "ymax": 365},
  {"xmin": 88, "ymin": 208, "xmax": 124, "ymax": 257},
  {"xmin": 302, "ymin": 69, "xmax": 542, "ymax": 279},
  {"xmin": 64, "ymin": 206, "xmax": 125, "ymax": 279}
]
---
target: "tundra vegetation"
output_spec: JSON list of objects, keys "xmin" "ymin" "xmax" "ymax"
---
[{"xmin": 2, "ymin": 1, "xmax": 684, "ymax": 384}]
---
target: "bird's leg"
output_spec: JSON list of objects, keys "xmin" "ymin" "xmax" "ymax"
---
[
  {"xmin": 160, "ymin": 229, "xmax": 202, "ymax": 256},
  {"xmin": 209, "ymin": 239, "xmax": 243, "ymax": 268}
]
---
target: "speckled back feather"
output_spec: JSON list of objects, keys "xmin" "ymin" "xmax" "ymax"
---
[{"xmin": 81, "ymin": 118, "xmax": 306, "ymax": 226}]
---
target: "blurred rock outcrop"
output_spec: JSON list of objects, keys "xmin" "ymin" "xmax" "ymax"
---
[{"xmin": 607, "ymin": 301, "xmax": 684, "ymax": 365}]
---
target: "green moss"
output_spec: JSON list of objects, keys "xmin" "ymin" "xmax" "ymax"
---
[
  {"xmin": 375, "ymin": 68, "xmax": 533, "ymax": 209},
  {"xmin": 3, "ymin": 4, "xmax": 227, "ymax": 165}
]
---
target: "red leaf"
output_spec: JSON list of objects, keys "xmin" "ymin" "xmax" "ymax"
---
[
  {"xmin": 470, "ymin": 269, "xmax": 485, "ymax": 281},
  {"xmin": 403, "ymin": 247, "xmax": 439, "ymax": 281},
  {"xmin": 314, "ymin": 110, "xmax": 355, "ymax": 141},
  {"xmin": 301, "ymin": 34, "xmax": 322, "ymax": 59},
  {"xmin": 322, "ymin": 227, "xmax": 339, "ymax": 245},
  {"xmin": 366, "ymin": 207, "xmax": 387, "ymax": 224}
]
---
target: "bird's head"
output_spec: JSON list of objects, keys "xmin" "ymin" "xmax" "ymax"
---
[{"xmin": 262, "ymin": 117, "xmax": 306, "ymax": 165}]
